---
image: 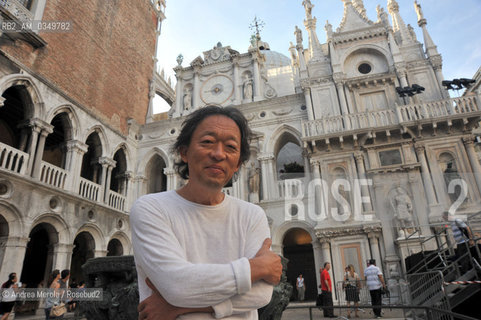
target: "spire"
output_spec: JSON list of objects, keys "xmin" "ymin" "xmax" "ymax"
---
[
  {"xmin": 338, "ymin": 0, "xmax": 372, "ymax": 32},
  {"xmin": 387, "ymin": 0, "xmax": 414, "ymax": 45},
  {"xmin": 352, "ymin": 0, "xmax": 368, "ymax": 20},
  {"xmin": 302, "ymin": 1, "xmax": 327, "ymax": 62},
  {"xmin": 414, "ymin": 0, "xmax": 439, "ymax": 57}
]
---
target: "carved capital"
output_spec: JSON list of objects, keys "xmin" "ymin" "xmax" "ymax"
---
[
  {"xmin": 462, "ymin": 135, "xmax": 475, "ymax": 146},
  {"xmin": 99, "ymin": 157, "xmax": 116, "ymax": 168}
]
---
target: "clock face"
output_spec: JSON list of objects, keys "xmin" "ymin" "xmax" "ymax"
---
[{"xmin": 200, "ymin": 74, "xmax": 234, "ymax": 105}]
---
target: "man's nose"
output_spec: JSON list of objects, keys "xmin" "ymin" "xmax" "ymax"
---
[{"xmin": 210, "ymin": 143, "xmax": 227, "ymax": 160}]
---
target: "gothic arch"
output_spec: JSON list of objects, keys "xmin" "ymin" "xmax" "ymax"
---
[
  {"xmin": 0, "ymin": 202, "xmax": 24, "ymax": 236},
  {"xmin": 75, "ymin": 223, "xmax": 106, "ymax": 251},
  {"xmin": 272, "ymin": 220, "xmax": 316, "ymax": 250},
  {"xmin": 267, "ymin": 124, "xmax": 302, "ymax": 155},
  {"xmin": 82, "ymin": 125, "xmax": 109, "ymax": 156},
  {"xmin": 0, "ymin": 74, "xmax": 44, "ymax": 118},
  {"xmin": 30, "ymin": 213, "xmax": 71, "ymax": 245},
  {"xmin": 46, "ymin": 104, "xmax": 80, "ymax": 140},
  {"xmin": 137, "ymin": 147, "xmax": 170, "ymax": 175},
  {"xmin": 111, "ymin": 143, "xmax": 132, "ymax": 172},
  {"xmin": 108, "ymin": 231, "xmax": 131, "ymax": 255}
]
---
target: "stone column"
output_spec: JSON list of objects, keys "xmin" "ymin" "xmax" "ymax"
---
[
  {"xmin": 414, "ymin": 144, "xmax": 437, "ymax": 206},
  {"xmin": 32, "ymin": 126, "xmax": 54, "ymax": 179},
  {"xmin": 64, "ymin": 140, "xmax": 88, "ymax": 192},
  {"xmin": 320, "ymin": 239, "xmax": 331, "ymax": 264},
  {"xmin": 312, "ymin": 240, "xmax": 323, "ymax": 293},
  {"xmin": 266, "ymin": 156, "xmax": 277, "ymax": 199},
  {"xmin": 124, "ymin": 171, "xmax": 134, "ymax": 209},
  {"xmin": 173, "ymin": 68, "xmax": 183, "ymax": 116},
  {"xmin": 354, "ymin": 152, "xmax": 373, "ymax": 212},
  {"xmin": 52, "ymin": 243, "xmax": 74, "ymax": 270},
  {"xmin": 232, "ymin": 56, "xmax": 241, "ymax": 104},
  {"xmin": 463, "ymin": 136, "xmax": 481, "ymax": 196},
  {"xmin": 303, "ymin": 86, "xmax": 315, "ymax": 120},
  {"xmin": 133, "ymin": 175, "xmax": 147, "ymax": 199},
  {"xmin": 94, "ymin": 250, "xmax": 108, "ymax": 258},
  {"xmin": 312, "ymin": 160, "xmax": 325, "ymax": 228},
  {"xmin": 252, "ymin": 54, "xmax": 262, "ymax": 101},
  {"xmin": 368, "ymin": 233, "xmax": 382, "ymax": 267},
  {"xmin": 0, "ymin": 236, "xmax": 29, "ymax": 283},
  {"xmin": 26, "ymin": 125, "xmax": 41, "ymax": 176},
  {"xmin": 193, "ymin": 67, "xmax": 201, "ymax": 108},
  {"xmin": 336, "ymin": 82, "xmax": 349, "ymax": 116},
  {"xmin": 258, "ymin": 154, "xmax": 275, "ymax": 201},
  {"xmin": 99, "ymin": 157, "xmax": 116, "ymax": 203},
  {"xmin": 163, "ymin": 168, "xmax": 176, "ymax": 191}
]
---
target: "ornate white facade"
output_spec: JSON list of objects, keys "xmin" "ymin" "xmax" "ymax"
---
[{"xmin": 1, "ymin": 0, "xmax": 480, "ymax": 306}]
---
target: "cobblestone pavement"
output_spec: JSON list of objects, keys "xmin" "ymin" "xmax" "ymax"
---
[{"xmin": 282, "ymin": 302, "xmax": 407, "ymax": 320}]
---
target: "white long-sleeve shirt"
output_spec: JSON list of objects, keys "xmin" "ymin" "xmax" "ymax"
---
[{"xmin": 130, "ymin": 190, "xmax": 273, "ymax": 319}]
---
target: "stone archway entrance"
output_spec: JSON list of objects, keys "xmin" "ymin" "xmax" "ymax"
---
[
  {"xmin": 283, "ymin": 228, "xmax": 316, "ymax": 301},
  {"xmin": 70, "ymin": 232, "xmax": 95, "ymax": 283},
  {"xmin": 106, "ymin": 238, "xmax": 123, "ymax": 256},
  {"xmin": 20, "ymin": 223, "xmax": 57, "ymax": 288},
  {"xmin": 0, "ymin": 215, "xmax": 8, "ymax": 268}
]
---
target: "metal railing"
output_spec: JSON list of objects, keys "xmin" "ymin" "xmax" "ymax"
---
[
  {"xmin": 407, "ymin": 271, "xmax": 450, "ymax": 317},
  {"xmin": 284, "ymin": 304, "xmax": 478, "ymax": 320},
  {"xmin": 335, "ymin": 279, "xmax": 410, "ymax": 307}
]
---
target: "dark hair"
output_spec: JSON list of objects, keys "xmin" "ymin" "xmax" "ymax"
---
[
  {"xmin": 61, "ymin": 269, "xmax": 70, "ymax": 280},
  {"xmin": 8, "ymin": 273, "xmax": 16, "ymax": 281},
  {"xmin": 323, "ymin": 262, "xmax": 330, "ymax": 268},
  {"xmin": 172, "ymin": 106, "xmax": 252, "ymax": 180},
  {"xmin": 369, "ymin": 259, "xmax": 376, "ymax": 265},
  {"xmin": 48, "ymin": 269, "xmax": 60, "ymax": 286}
]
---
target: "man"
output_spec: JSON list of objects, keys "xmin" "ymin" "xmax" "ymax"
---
[
  {"xmin": 131, "ymin": 106, "xmax": 282, "ymax": 320},
  {"xmin": 364, "ymin": 259, "xmax": 385, "ymax": 318},
  {"xmin": 443, "ymin": 211, "xmax": 475, "ymax": 273},
  {"xmin": 319, "ymin": 262, "xmax": 334, "ymax": 318},
  {"xmin": 296, "ymin": 273, "xmax": 305, "ymax": 301}
]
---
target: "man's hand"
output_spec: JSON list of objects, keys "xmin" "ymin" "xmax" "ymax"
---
[
  {"xmin": 138, "ymin": 278, "xmax": 180, "ymax": 320},
  {"xmin": 138, "ymin": 278, "xmax": 214, "ymax": 320},
  {"xmin": 249, "ymin": 238, "xmax": 282, "ymax": 285}
]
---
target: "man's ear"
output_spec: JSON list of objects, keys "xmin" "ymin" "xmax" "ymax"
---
[{"xmin": 180, "ymin": 146, "xmax": 188, "ymax": 163}]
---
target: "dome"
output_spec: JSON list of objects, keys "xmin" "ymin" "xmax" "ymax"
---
[{"xmin": 261, "ymin": 49, "xmax": 291, "ymax": 70}]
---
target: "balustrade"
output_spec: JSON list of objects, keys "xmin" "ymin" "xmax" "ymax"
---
[
  {"xmin": 39, "ymin": 161, "xmax": 68, "ymax": 188},
  {"xmin": 0, "ymin": 142, "xmax": 29, "ymax": 174}
]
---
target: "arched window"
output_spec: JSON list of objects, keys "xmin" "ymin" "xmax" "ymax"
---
[
  {"xmin": 110, "ymin": 148, "xmax": 127, "ymax": 194},
  {"xmin": 145, "ymin": 154, "xmax": 167, "ymax": 194},
  {"xmin": 81, "ymin": 133, "xmax": 103, "ymax": 184}
]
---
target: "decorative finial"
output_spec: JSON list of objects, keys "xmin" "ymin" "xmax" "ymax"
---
[
  {"xmin": 176, "ymin": 54, "xmax": 183, "ymax": 66},
  {"xmin": 249, "ymin": 16, "xmax": 265, "ymax": 50}
]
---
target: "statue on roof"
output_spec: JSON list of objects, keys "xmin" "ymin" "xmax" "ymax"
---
[
  {"xmin": 414, "ymin": 0, "xmax": 424, "ymax": 21},
  {"xmin": 294, "ymin": 26, "xmax": 303, "ymax": 47},
  {"xmin": 376, "ymin": 5, "xmax": 389, "ymax": 27},
  {"xmin": 302, "ymin": 0, "xmax": 314, "ymax": 19}
]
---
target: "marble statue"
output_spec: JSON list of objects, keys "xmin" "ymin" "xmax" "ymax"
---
[
  {"xmin": 183, "ymin": 88, "xmax": 192, "ymax": 110},
  {"xmin": 414, "ymin": 0, "xmax": 424, "ymax": 21},
  {"xmin": 325, "ymin": 20, "xmax": 333, "ymax": 39},
  {"xmin": 377, "ymin": 5, "xmax": 389, "ymax": 27},
  {"xmin": 391, "ymin": 187, "xmax": 414, "ymax": 238},
  {"xmin": 302, "ymin": 0, "xmax": 314, "ymax": 19},
  {"xmin": 243, "ymin": 78, "xmax": 253, "ymax": 101},
  {"xmin": 248, "ymin": 162, "xmax": 260, "ymax": 202},
  {"xmin": 294, "ymin": 26, "xmax": 303, "ymax": 47}
]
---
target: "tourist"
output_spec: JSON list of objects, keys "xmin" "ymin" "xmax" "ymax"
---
[
  {"xmin": 320, "ymin": 262, "xmax": 334, "ymax": 318},
  {"xmin": 0, "ymin": 272, "xmax": 18, "ymax": 320},
  {"xmin": 296, "ymin": 273, "xmax": 305, "ymax": 301},
  {"xmin": 44, "ymin": 270, "xmax": 60, "ymax": 320},
  {"xmin": 364, "ymin": 259, "xmax": 385, "ymax": 318},
  {"xmin": 131, "ymin": 106, "xmax": 282, "ymax": 319},
  {"xmin": 344, "ymin": 264, "xmax": 360, "ymax": 318}
]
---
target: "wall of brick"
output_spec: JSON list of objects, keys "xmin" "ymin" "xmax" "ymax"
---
[{"xmin": 0, "ymin": 0, "xmax": 158, "ymax": 134}]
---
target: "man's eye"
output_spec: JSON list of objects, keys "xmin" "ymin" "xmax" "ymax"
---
[{"xmin": 227, "ymin": 145, "xmax": 238, "ymax": 150}]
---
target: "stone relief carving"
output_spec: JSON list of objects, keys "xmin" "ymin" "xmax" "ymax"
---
[
  {"xmin": 243, "ymin": 77, "xmax": 253, "ymax": 102},
  {"xmin": 248, "ymin": 162, "xmax": 260, "ymax": 203},
  {"xmin": 264, "ymin": 83, "xmax": 277, "ymax": 99},
  {"xmin": 183, "ymin": 88, "xmax": 192, "ymax": 111},
  {"xmin": 389, "ymin": 187, "xmax": 414, "ymax": 238}
]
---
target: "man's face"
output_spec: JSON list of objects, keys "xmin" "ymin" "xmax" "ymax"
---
[
  {"xmin": 326, "ymin": 263, "xmax": 331, "ymax": 271},
  {"xmin": 180, "ymin": 115, "xmax": 241, "ymax": 190}
]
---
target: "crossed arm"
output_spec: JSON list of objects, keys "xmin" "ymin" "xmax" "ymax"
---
[{"xmin": 131, "ymin": 197, "xmax": 282, "ymax": 320}]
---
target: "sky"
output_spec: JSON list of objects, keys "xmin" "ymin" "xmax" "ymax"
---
[{"xmin": 154, "ymin": 0, "xmax": 481, "ymax": 113}]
